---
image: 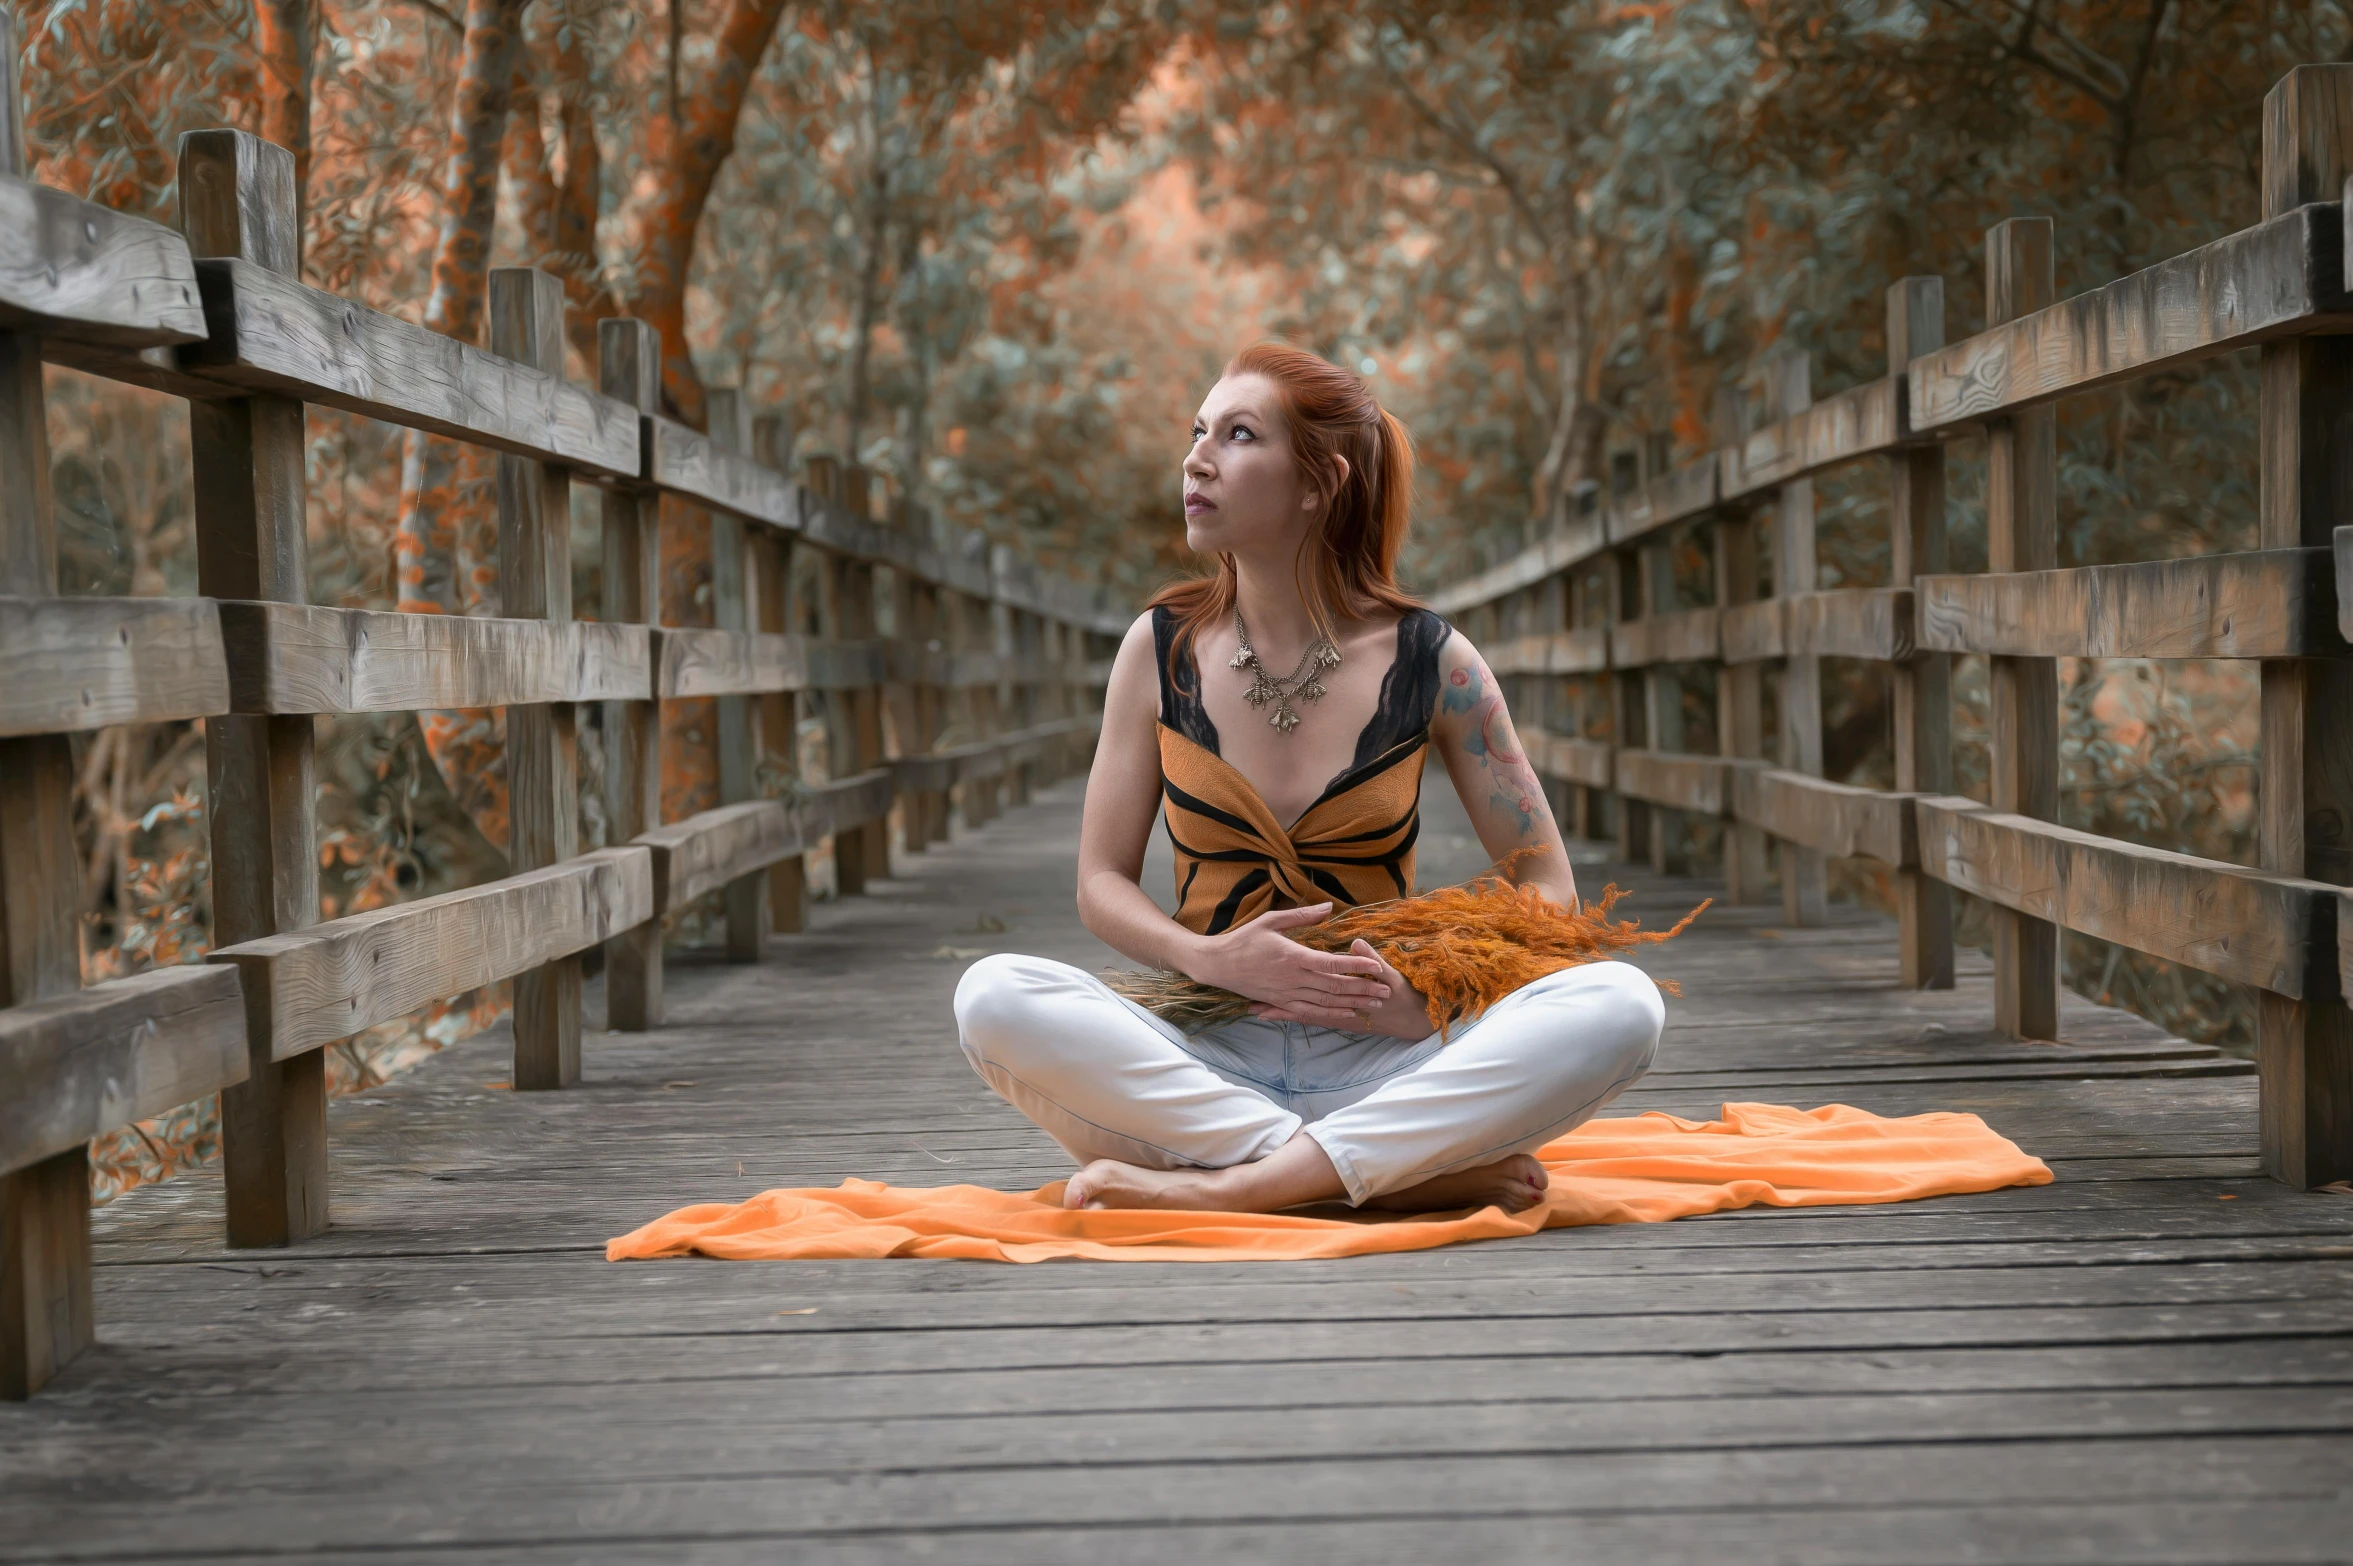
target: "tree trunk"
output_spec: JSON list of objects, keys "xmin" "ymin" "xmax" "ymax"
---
[
  {"xmin": 253, "ymin": 0, "xmax": 315, "ymax": 242},
  {"xmin": 505, "ymin": 61, "xmax": 556, "ymax": 269},
  {"xmin": 616, "ymin": 0, "xmax": 794, "ymax": 429},
  {"xmin": 394, "ymin": 0, "xmax": 529, "ymax": 856},
  {"xmin": 843, "ymin": 117, "xmax": 891, "ymax": 461},
  {"xmin": 539, "ymin": 0, "xmax": 612, "ymax": 367}
]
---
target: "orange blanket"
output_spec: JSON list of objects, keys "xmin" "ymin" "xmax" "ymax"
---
[{"xmin": 606, "ymin": 1103, "xmax": 2051, "ymax": 1264}]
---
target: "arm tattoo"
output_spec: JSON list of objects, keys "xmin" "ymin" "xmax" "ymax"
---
[{"xmin": 1443, "ymin": 655, "xmax": 1544, "ymax": 840}]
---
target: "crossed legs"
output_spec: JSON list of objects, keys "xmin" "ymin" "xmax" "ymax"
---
[{"xmin": 953, "ymin": 953, "xmax": 1663, "ymax": 1214}]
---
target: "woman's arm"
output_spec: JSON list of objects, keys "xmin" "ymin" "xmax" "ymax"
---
[
  {"xmin": 1076, "ymin": 614, "xmax": 1393, "ymax": 1024},
  {"xmin": 1428, "ymin": 629, "xmax": 1580, "ymax": 910}
]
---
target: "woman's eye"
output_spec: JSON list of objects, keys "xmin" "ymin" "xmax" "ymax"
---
[{"xmin": 1230, "ymin": 425, "xmax": 1254, "ymax": 441}]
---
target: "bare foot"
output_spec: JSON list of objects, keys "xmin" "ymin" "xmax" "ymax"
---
[
  {"xmin": 1367, "ymin": 1153, "xmax": 1550, "ymax": 1215},
  {"xmin": 1064, "ymin": 1160, "xmax": 1227, "ymax": 1211}
]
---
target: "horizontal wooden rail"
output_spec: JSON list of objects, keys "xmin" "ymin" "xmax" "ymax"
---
[
  {"xmin": 1918, "ymin": 549, "xmax": 2344, "ymax": 659},
  {"xmin": 2341, "ymin": 525, "xmax": 2353, "ymax": 641},
  {"xmin": 1610, "ymin": 606, "xmax": 1721, "ymax": 669},
  {"xmin": 637, "ymin": 770, "xmax": 897, "ymax": 913},
  {"xmin": 1614, "ymin": 749, "xmax": 1733, "ymax": 815},
  {"xmin": 1523, "ymin": 726, "xmax": 1615, "ymax": 789},
  {"xmin": 1605, "ymin": 457, "xmax": 1720, "ymax": 547},
  {"xmin": 0, "ymin": 175, "xmax": 206, "ymax": 347},
  {"xmin": 0, "ymin": 596, "xmax": 227, "ymax": 735},
  {"xmin": 1734, "ymin": 768, "xmax": 1918, "ymax": 866},
  {"xmin": 1908, "ymin": 202, "xmax": 2353, "ymax": 433},
  {"xmin": 0, "ymin": 966, "xmax": 247, "ymax": 1176},
  {"xmin": 1429, "ymin": 511, "xmax": 1608, "ymax": 616},
  {"xmin": 1485, "ymin": 627, "xmax": 1611, "ymax": 676},
  {"xmin": 655, "ymin": 628, "xmax": 887, "ymax": 699},
  {"xmin": 221, "ymin": 603, "xmax": 649, "ymax": 712},
  {"xmin": 1915, "ymin": 796, "xmax": 2338, "ymax": 998},
  {"xmin": 183, "ymin": 258, "xmax": 642, "ymax": 476},
  {"xmin": 209, "ymin": 846, "xmax": 655, "ymax": 1061},
  {"xmin": 1719, "ymin": 588, "xmax": 1914, "ymax": 664},
  {"xmin": 1720, "ymin": 375, "xmax": 1905, "ymax": 500},
  {"xmin": 646, "ymin": 413, "xmax": 799, "ymax": 530}
]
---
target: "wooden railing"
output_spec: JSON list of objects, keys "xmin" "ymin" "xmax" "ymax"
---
[
  {"xmin": 1431, "ymin": 63, "xmax": 2353, "ymax": 1200},
  {"xmin": 0, "ymin": 63, "xmax": 1120, "ymax": 1395}
]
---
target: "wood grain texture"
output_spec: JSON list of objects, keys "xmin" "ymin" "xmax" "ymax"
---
[
  {"xmin": 0, "ymin": 594, "xmax": 226, "ymax": 736},
  {"xmin": 1609, "ymin": 605, "xmax": 1720, "ymax": 668},
  {"xmin": 2255, "ymin": 68, "xmax": 2353, "ymax": 1189},
  {"xmin": 1917, "ymin": 550, "xmax": 2341, "ymax": 658},
  {"xmin": 1483, "ymin": 626, "xmax": 1611, "ymax": 677},
  {"xmin": 0, "ymin": 965, "xmax": 247, "ymax": 1173},
  {"xmin": 1889, "ymin": 274, "xmax": 1957, "ymax": 989},
  {"xmin": 180, "ymin": 127, "xmax": 324, "ymax": 1248},
  {"xmin": 2338, "ymin": 525, "xmax": 2353, "ymax": 640},
  {"xmin": 1524, "ymin": 726, "xmax": 1615, "ymax": 789},
  {"xmin": 182, "ymin": 258, "xmax": 639, "ymax": 477},
  {"xmin": 1716, "ymin": 590, "xmax": 1916, "ymax": 665},
  {"xmin": 596, "ymin": 316, "xmax": 665, "ymax": 1033},
  {"xmin": 1606, "ymin": 456, "xmax": 1720, "ymax": 547},
  {"xmin": 0, "ymin": 175, "xmax": 204, "ymax": 346},
  {"xmin": 1790, "ymin": 588, "xmax": 1916, "ymax": 661},
  {"xmin": 1718, "ymin": 598, "xmax": 1785, "ymax": 664},
  {"xmin": 1427, "ymin": 509, "xmax": 1608, "ymax": 616},
  {"xmin": 652, "ymin": 628, "xmax": 888, "ymax": 698},
  {"xmin": 636, "ymin": 773, "xmax": 897, "ymax": 912},
  {"xmin": 28, "ymin": 778, "xmax": 2344, "ymax": 1536},
  {"xmin": 1733, "ymin": 768, "xmax": 1917, "ymax": 866},
  {"xmin": 217, "ymin": 602, "xmax": 648, "ymax": 712},
  {"xmin": 209, "ymin": 846, "xmax": 654, "ymax": 1061},
  {"xmin": 1614, "ymin": 750, "xmax": 1733, "ymax": 816},
  {"xmin": 1908, "ymin": 203, "xmax": 2353, "ymax": 433},
  {"xmin": 646, "ymin": 413, "xmax": 797, "ymax": 530},
  {"xmin": 1719, "ymin": 375, "xmax": 1903, "ymax": 500},
  {"xmin": 0, "ymin": 1143, "xmax": 87, "ymax": 1401},
  {"xmin": 1916, "ymin": 795, "xmax": 2336, "ymax": 997},
  {"xmin": 1985, "ymin": 215, "xmax": 2063, "ymax": 1043}
]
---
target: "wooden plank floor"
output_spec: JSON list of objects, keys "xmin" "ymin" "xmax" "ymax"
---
[{"xmin": 6, "ymin": 770, "xmax": 2353, "ymax": 1563}]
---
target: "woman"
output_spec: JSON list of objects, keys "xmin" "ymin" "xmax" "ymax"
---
[{"xmin": 954, "ymin": 342, "xmax": 1664, "ymax": 1215}]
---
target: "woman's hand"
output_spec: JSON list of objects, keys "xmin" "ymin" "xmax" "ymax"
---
[
  {"xmin": 1188, "ymin": 903, "xmax": 1392, "ymax": 1026},
  {"xmin": 1252, "ymin": 938, "xmax": 1432, "ymax": 1040}
]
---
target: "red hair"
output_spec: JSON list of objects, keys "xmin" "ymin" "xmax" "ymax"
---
[{"xmin": 1150, "ymin": 341, "xmax": 1420, "ymax": 649}]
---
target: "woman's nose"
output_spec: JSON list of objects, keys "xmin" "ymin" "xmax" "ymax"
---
[{"xmin": 1183, "ymin": 440, "xmax": 1212, "ymax": 478}]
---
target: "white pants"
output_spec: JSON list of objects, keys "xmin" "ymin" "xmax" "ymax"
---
[{"xmin": 953, "ymin": 954, "xmax": 1664, "ymax": 1205}]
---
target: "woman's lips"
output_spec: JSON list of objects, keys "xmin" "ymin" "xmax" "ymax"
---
[{"xmin": 1185, "ymin": 495, "xmax": 1216, "ymax": 514}]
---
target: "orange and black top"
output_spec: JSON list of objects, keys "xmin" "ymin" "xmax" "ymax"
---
[{"xmin": 1155, "ymin": 606, "xmax": 1452, "ymax": 935}]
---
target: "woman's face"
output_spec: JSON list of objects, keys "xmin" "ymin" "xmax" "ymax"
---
[{"xmin": 1182, "ymin": 373, "xmax": 1317, "ymax": 560}]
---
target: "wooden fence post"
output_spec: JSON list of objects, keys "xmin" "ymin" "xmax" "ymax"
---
[
  {"xmin": 706, "ymin": 388, "xmax": 764, "ymax": 962},
  {"xmin": 1984, "ymin": 219, "xmax": 2062, "ymax": 1039},
  {"xmin": 2257, "ymin": 66, "xmax": 2353, "ymax": 1186},
  {"xmin": 1607, "ymin": 548, "xmax": 1648, "ymax": 862},
  {"xmin": 751, "ymin": 414, "xmax": 805, "ymax": 931},
  {"xmin": 1639, "ymin": 533, "xmax": 1687, "ymax": 874},
  {"xmin": 1713, "ymin": 389, "xmax": 1771, "ymax": 902},
  {"xmin": 600, "ymin": 317, "xmax": 664, "ymax": 1029},
  {"xmin": 0, "ymin": 11, "xmax": 93, "ymax": 1394},
  {"xmin": 491, "ymin": 267, "xmax": 582, "ymax": 1088},
  {"xmin": 181, "ymin": 128, "xmax": 326, "ymax": 1247},
  {"xmin": 1887, "ymin": 277, "xmax": 1956, "ymax": 989},
  {"xmin": 1766, "ymin": 352, "xmax": 1827, "ymax": 924}
]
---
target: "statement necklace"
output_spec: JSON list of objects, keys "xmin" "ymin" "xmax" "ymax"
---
[{"xmin": 1230, "ymin": 608, "xmax": 1341, "ymax": 734}]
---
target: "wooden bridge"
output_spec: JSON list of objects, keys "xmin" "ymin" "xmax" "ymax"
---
[{"xmin": 7, "ymin": 43, "xmax": 2353, "ymax": 1563}]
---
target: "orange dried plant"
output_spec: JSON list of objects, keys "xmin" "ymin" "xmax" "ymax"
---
[{"xmin": 1108, "ymin": 854, "xmax": 1709, "ymax": 1035}]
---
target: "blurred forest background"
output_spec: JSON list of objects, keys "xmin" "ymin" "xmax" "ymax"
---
[{"xmin": 27, "ymin": 0, "xmax": 2350, "ymax": 1193}]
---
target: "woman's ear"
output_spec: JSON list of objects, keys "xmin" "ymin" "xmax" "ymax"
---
[{"xmin": 1305, "ymin": 454, "xmax": 1352, "ymax": 514}]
